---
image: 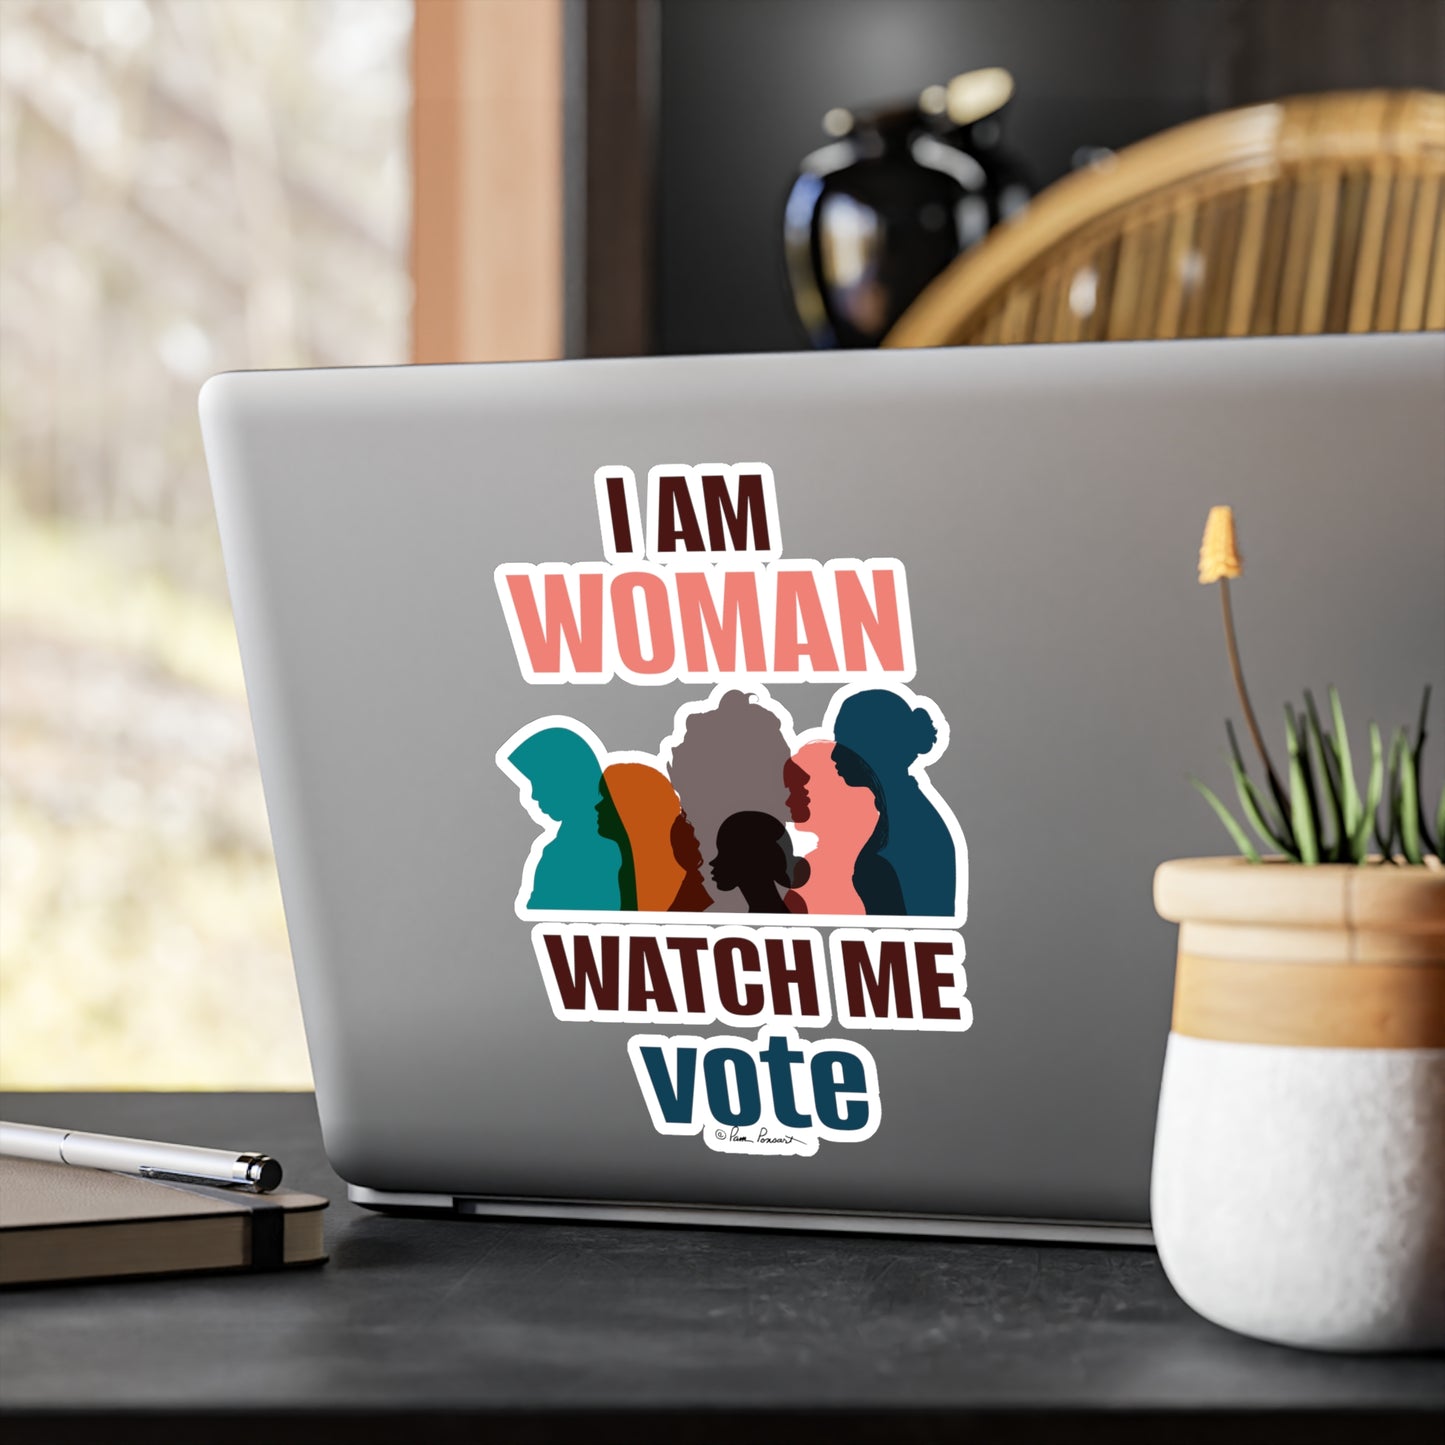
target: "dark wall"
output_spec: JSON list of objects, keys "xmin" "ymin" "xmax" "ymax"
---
[{"xmin": 655, "ymin": 0, "xmax": 1445, "ymax": 355}]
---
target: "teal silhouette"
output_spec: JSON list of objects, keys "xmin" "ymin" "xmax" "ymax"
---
[
  {"xmin": 833, "ymin": 691, "xmax": 955, "ymax": 916},
  {"xmin": 508, "ymin": 727, "xmax": 621, "ymax": 910}
]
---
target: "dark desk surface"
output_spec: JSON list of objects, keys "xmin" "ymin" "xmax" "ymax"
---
[{"xmin": 1, "ymin": 1093, "xmax": 1441, "ymax": 1444}]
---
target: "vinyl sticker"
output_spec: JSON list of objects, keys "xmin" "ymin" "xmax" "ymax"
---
[{"xmin": 495, "ymin": 465, "xmax": 972, "ymax": 1156}]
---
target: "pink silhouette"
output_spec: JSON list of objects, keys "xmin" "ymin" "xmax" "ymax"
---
[{"xmin": 784, "ymin": 739, "xmax": 876, "ymax": 915}]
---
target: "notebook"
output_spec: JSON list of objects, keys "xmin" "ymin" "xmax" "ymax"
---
[{"xmin": 0, "ymin": 1156, "xmax": 327, "ymax": 1286}]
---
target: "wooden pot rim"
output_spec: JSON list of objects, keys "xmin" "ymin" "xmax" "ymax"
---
[{"xmin": 1154, "ymin": 856, "xmax": 1445, "ymax": 933}]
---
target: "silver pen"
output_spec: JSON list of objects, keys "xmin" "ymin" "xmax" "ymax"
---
[{"xmin": 0, "ymin": 1120, "xmax": 283, "ymax": 1192}]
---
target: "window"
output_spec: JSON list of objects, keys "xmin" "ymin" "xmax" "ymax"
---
[{"xmin": 0, "ymin": 0, "xmax": 412, "ymax": 1086}]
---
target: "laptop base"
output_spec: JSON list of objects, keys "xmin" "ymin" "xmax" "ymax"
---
[{"xmin": 348, "ymin": 1186, "xmax": 1154, "ymax": 1245}]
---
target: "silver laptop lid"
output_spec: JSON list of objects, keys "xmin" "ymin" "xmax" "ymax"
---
[{"xmin": 199, "ymin": 334, "xmax": 1445, "ymax": 1225}]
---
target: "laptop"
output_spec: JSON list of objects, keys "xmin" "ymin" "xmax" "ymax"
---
[{"xmin": 199, "ymin": 333, "xmax": 1445, "ymax": 1244}]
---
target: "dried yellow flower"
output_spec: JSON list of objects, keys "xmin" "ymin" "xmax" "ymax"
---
[{"xmin": 1199, "ymin": 505, "xmax": 1242, "ymax": 584}]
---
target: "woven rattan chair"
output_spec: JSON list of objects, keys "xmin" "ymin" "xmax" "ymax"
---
[{"xmin": 885, "ymin": 90, "xmax": 1445, "ymax": 347}]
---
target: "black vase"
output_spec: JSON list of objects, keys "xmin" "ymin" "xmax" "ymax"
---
[{"xmin": 784, "ymin": 73, "xmax": 1031, "ymax": 349}]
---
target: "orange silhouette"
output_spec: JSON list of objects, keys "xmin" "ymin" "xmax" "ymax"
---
[{"xmin": 599, "ymin": 763, "xmax": 689, "ymax": 912}]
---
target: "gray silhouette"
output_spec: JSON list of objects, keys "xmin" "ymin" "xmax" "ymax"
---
[{"xmin": 666, "ymin": 690, "xmax": 792, "ymax": 913}]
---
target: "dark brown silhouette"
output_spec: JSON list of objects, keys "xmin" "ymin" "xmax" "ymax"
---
[
  {"xmin": 709, "ymin": 811, "xmax": 804, "ymax": 914},
  {"xmin": 668, "ymin": 812, "xmax": 714, "ymax": 912}
]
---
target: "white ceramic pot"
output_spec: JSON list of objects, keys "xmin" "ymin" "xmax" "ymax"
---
[{"xmin": 1152, "ymin": 858, "xmax": 1445, "ymax": 1352}]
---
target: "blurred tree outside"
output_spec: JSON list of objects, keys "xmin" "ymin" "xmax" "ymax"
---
[{"xmin": 0, "ymin": 0, "xmax": 412, "ymax": 1086}]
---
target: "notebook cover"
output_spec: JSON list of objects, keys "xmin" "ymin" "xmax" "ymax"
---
[{"xmin": 0, "ymin": 1156, "xmax": 327, "ymax": 1285}]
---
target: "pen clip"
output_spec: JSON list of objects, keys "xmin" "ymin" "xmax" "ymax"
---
[{"xmin": 139, "ymin": 1166, "xmax": 259, "ymax": 1192}]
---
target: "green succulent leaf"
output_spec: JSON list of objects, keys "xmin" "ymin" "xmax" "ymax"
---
[
  {"xmin": 1286, "ymin": 703, "xmax": 1327, "ymax": 858},
  {"xmin": 1192, "ymin": 777, "xmax": 1261, "ymax": 863},
  {"xmin": 1379, "ymin": 729, "xmax": 1406, "ymax": 862},
  {"xmin": 1398, "ymin": 742, "xmax": 1424, "ymax": 865},
  {"xmin": 1416, "ymin": 685, "xmax": 1437, "ymax": 857},
  {"xmin": 1285, "ymin": 709, "xmax": 1320, "ymax": 865},
  {"xmin": 1226, "ymin": 718, "xmax": 1290, "ymax": 846},
  {"xmin": 1304, "ymin": 691, "xmax": 1345, "ymax": 860},
  {"xmin": 1350, "ymin": 723, "xmax": 1384, "ymax": 864},
  {"xmin": 1228, "ymin": 748, "xmax": 1292, "ymax": 853},
  {"xmin": 1329, "ymin": 686, "xmax": 1361, "ymax": 842}
]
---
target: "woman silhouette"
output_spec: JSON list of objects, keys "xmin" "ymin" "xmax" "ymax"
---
[
  {"xmin": 709, "ymin": 811, "xmax": 804, "ymax": 914},
  {"xmin": 597, "ymin": 762, "xmax": 689, "ymax": 912},
  {"xmin": 832, "ymin": 690, "xmax": 956, "ymax": 917},
  {"xmin": 505, "ymin": 725, "xmax": 621, "ymax": 910},
  {"xmin": 594, "ymin": 773, "xmax": 638, "ymax": 910},
  {"xmin": 668, "ymin": 813, "xmax": 714, "ymax": 912},
  {"xmin": 667, "ymin": 690, "xmax": 793, "ymax": 914},
  {"xmin": 785, "ymin": 740, "xmax": 880, "ymax": 915}
]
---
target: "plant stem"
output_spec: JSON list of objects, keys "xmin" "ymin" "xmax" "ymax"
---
[{"xmin": 1219, "ymin": 578, "xmax": 1286, "ymax": 812}]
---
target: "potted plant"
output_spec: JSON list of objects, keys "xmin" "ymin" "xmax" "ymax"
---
[{"xmin": 1151, "ymin": 506, "xmax": 1445, "ymax": 1352}]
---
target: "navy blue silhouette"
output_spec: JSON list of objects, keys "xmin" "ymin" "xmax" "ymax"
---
[{"xmin": 832, "ymin": 691, "xmax": 955, "ymax": 916}]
